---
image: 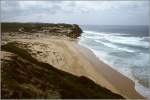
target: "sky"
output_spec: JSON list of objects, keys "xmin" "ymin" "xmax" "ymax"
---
[{"xmin": 1, "ymin": 0, "xmax": 149, "ymax": 25}]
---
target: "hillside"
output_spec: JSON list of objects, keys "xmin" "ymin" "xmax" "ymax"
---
[{"xmin": 1, "ymin": 23, "xmax": 124, "ymax": 99}]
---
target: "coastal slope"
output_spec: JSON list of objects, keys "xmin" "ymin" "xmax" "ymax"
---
[
  {"xmin": 1, "ymin": 23, "xmax": 143, "ymax": 99},
  {"xmin": 1, "ymin": 41, "xmax": 124, "ymax": 99}
]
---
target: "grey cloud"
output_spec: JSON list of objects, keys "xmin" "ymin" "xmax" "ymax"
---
[
  {"xmin": 1, "ymin": 1, "xmax": 149, "ymax": 25},
  {"xmin": 1, "ymin": 1, "xmax": 64, "ymax": 21}
]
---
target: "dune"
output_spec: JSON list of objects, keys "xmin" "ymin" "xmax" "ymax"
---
[
  {"xmin": 1, "ymin": 37, "xmax": 124, "ymax": 99},
  {"xmin": 2, "ymin": 36, "xmax": 144, "ymax": 99}
]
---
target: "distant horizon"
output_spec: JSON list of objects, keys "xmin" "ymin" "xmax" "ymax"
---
[{"xmin": 1, "ymin": 21, "xmax": 149, "ymax": 26}]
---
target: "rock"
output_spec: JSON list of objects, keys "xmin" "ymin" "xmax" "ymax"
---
[{"xmin": 66, "ymin": 24, "xmax": 82, "ymax": 38}]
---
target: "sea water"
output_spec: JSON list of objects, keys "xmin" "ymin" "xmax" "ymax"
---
[{"xmin": 78, "ymin": 25, "xmax": 150, "ymax": 98}]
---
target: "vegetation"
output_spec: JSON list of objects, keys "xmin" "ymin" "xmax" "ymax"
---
[
  {"xmin": 1, "ymin": 22, "xmax": 82, "ymax": 38},
  {"xmin": 1, "ymin": 22, "xmax": 68, "ymax": 32},
  {"xmin": 1, "ymin": 42, "xmax": 124, "ymax": 99}
]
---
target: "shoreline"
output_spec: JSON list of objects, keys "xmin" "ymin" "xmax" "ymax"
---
[{"xmin": 75, "ymin": 42, "xmax": 144, "ymax": 99}]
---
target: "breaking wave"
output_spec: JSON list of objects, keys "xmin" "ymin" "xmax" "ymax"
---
[{"xmin": 79, "ymin": 30, "xmax": 150, "ymax": 98}]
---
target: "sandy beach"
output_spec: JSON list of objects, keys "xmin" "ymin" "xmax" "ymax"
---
[{"xmin": 9, "ymin": 36, "xmax": 144, "ymax": 99}]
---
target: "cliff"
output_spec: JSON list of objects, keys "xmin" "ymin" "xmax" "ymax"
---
[{"xmin": 1, "ymin": 23, "xmax": 82, "ymax": 38}]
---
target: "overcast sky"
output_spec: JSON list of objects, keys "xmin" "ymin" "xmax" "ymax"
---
[{"xmin": 1, "ymin": 0, "xmax": 149, "ymax": 25}]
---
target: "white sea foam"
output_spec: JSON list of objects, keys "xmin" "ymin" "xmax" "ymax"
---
[
  {"xmin": 135, "ymin": 82, "xmax": 150, "ymax": 99},
  {"xmin": 95, "ymin": 40, "xmax": 136, "ymax": 52},
  {"xmin": 79, "ymin": 30, "xmax": 150, "ymax": 99},
  {"xmin": 83, "ymin": 31, "xmax": 129, "ymax": 36},
  {"xmin": 104, "ymin": 35, "xmax": 149, "ymax": 48},
  {"xmin": 83, "ymin": 31, "xmax": 149, "ymax": 49}
]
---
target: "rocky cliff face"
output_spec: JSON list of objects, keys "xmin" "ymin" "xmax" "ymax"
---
[{"xmin": 1, "ymin": 23, "xmax": 82, "ymax": 38}]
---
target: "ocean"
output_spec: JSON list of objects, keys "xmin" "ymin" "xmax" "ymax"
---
[{"xmin": 78, "ymin": 25, "xmax": 150, "ymax": 98}]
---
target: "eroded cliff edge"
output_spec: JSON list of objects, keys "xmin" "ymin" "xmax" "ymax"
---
[{"xmin": 1, "ymin": 23, "xmax": 82, "ymax": 38}]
